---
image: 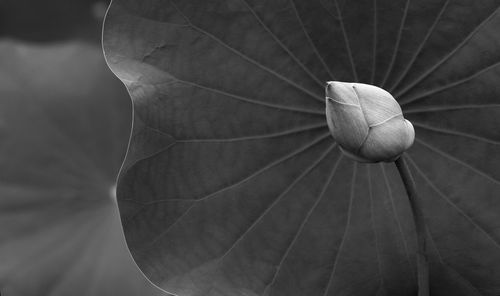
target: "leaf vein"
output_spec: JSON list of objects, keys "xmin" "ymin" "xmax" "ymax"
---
[
  {"xmin": 394, "ymin": 5, "xmax": 500, "ymax": 98},
  {"xmin": 321, "ymin": 162, "xmax": 356, "ymax": 296},
  {"xmin": 153, "ymin": 77, "xmax": 325, "ymax": 115},
  {"xmin": 380, "ymin": 164, "xmax": 413, "ymax": 267},
  {"xmin": 413, "ymin": 122, "xmax": 500, "ymax": 145},
  {"xmin": 240, "ymin": 0, "xmax": 324, "ymax": 87},
  {"xmin": 400, "ymin": 60, "xmax": 500, "ymax": 105},
  {"xmin": 388, "ymin": 0, "xmax": 450, "ymax": 92},
  {"xmin": 262, "ymin": 152, "xmax": 343, "ymax": 295},
  {"xmin": 404, "ymin": 104, "xmax": 500, "ymax": 114},
  {"xmin": 290, "ymin": 0, "xmax": 337, "ymax": 80},
  {"xmin": 380, "ymin": 0, "xmax": 410, "ymax": 88},
  {"xmin": 136, "ymin": 133, "xmax": 332, "ymax": 248},
  {"xmin": 415, "ymin": 138, "xmax": 500, "ymax": 185},
  {"xmin": 407, "ymin": 155, "xmax": 500, "ymax": 250},
  {"xmin": 169, "ymin": 0, "xmax": 324, "ymax": 103},
  {"xmin": 216, "ymin": 143, "xmax": 337, "ymax": 262}
]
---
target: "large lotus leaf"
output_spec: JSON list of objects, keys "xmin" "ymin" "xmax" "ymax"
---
[
  {"xmin": 0, "ymin": 41, "xmax": 168, "ymax": 296},
  {"xmin": 103, "ymin": 0, "xmax": 500, "ymax": 295}
]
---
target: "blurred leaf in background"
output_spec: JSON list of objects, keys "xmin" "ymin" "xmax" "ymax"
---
[{"xmin": 0, "ymin": 1, "xmax": 168, "ymax": 295}]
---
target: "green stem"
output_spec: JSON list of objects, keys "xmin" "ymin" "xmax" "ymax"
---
[{"xmin": 394, "ymin": 154, "xmax": 429, "ymax": 296}]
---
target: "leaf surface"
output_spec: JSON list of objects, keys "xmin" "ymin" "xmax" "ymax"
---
[{"xmin": 103, "ymin": 1, "xmax": 500, "ymax": 295}]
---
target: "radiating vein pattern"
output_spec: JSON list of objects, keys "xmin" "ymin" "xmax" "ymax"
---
[{"xmin": 103, "ymin": 0, "xmax": 500, "ymax": 295}]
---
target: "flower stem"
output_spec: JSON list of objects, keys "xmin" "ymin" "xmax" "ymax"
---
[{"xmin": 394, "ymin": 154, "xmax": 429, "ymax": 296}]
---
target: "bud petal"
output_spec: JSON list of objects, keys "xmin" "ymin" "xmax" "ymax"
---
[
  {"xmin": 403, "ymin": 119, "xmax": 415, "ymax": 150},
  {"xmin": 325, "ymin": 81, "xmax": 415, "ymax": 163},
  {"xmin": 352, "ymin": 83, "xmax": 403, "ymax": 126},
  {"xmin": 325, "ymin": 82, "xmax": 369, "ymax": 152}
]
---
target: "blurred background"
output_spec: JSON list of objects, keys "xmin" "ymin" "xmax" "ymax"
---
[
  {"xmin": 0, "ymin": 1, "xmax": 166, "ymax": 296},
  {"xmin": 0, "ymin": 0, "xmax": 108, "ymax": 43}
]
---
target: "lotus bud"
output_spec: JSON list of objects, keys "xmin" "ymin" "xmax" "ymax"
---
[{"xmin": 325, "ymin": 81, "xmax": 414, "ymax": 163}]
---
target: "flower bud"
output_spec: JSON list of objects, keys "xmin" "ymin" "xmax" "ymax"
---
[{"xmin": 325, "ymin": 81, "xmax": 414, "ymax": 163}]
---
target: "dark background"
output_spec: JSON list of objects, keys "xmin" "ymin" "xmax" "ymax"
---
[{"xmin": 0, "ymin": 0, "xmax": 110, "ymax": 43}]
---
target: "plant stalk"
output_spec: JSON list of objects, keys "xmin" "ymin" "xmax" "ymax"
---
[{"xmin": 394, "ymin": 154, "xmax": 429, "ymax": 296}]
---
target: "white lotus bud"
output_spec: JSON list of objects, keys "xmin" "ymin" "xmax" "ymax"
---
[{"xmin": 325, "ymin": 81, "xmax": 414, "ymax": 163}]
